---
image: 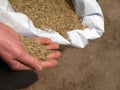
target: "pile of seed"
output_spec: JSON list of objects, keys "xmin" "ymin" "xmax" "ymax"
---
[
  {"xmin": 10, "ymin": 0, "xmax": 85, "ymax": 40},
  {"xmin": 19, "ymin": 36, "xmax": 51, "ymax": 61}
]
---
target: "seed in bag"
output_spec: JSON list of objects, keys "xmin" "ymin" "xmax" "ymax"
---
[{"xmin": 10, "ymin": 0, "xmax": 86, "ymax": 40}]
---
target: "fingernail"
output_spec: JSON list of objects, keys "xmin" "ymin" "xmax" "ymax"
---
[
  {"xmin": 48, "ymin": 51, "xmax": 61, "ymax": 59},
  {"xmin": 35, "ymin": 64, "xmax": 43, "ymax": 71}
]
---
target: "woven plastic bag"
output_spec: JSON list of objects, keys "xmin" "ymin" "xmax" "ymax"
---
[{"xmin": 0, "ymin": 0, "xmax": 104, "ymax": 48}]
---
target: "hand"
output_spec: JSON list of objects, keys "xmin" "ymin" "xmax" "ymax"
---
[{"xmin": 0, "ymin": 23, "xmax": 61, "ymax": 71}]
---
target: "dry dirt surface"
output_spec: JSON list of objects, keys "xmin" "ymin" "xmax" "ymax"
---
[{"xmin": 26, "ymin": 0, "xmax": 120, "ymax": 90}]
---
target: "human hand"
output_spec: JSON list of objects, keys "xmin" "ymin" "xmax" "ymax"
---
[{"xmin": 0, "ymin": 23, "xmax": 61, "ymax": 71}]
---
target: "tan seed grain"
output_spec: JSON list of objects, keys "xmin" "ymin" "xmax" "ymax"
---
[
  {"xmin": 19, "ymin": 36, "xmax": 51, "ymax": 61},
  {"xmin": 10, "ymin": 0, "xmax": 86, "ymax": 40}
]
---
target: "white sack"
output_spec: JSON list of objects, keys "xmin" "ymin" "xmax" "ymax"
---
[{"xmin": 0, "ymin": 0, "xmax": 104, "ymax": 48}]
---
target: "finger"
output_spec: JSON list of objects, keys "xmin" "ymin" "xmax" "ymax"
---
[
  {"xmin": 35, "ymin": 38, "xmax": 52, "ymax": 44},
  {"xmin": 17, "ymin": 52, "xmax": 43, "ymax": 71},
  {"xmin": 4, "ymin": 59, "xmax": 32, "ymax": 71},
  {"xmin": 48, "ymin": 51, "xmax": 61, "ymax": 59},
  {"xmin": 41, "ymin": 59, "xmax": 57, "ymax": 68},
  {"xmin": 0, "ymin": 23, "xmax": 19, "ymax": 38},
  {"xmin": 46, "ymin": 43, "xmax": 59, "ymax": 50}
]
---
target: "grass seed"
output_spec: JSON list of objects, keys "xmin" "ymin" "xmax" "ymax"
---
[
  {"xmin": 19, "ymin": 36, "xmax": 51, "ymax": 61},
  {"xmin": 10, "ymin": 0, "xmax": 86, "ymax": 40}
]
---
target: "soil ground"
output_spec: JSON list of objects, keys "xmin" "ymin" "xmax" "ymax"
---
[{"xmin": 26, "ymin": 0, "xmax": 120, "ymax": 90}]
